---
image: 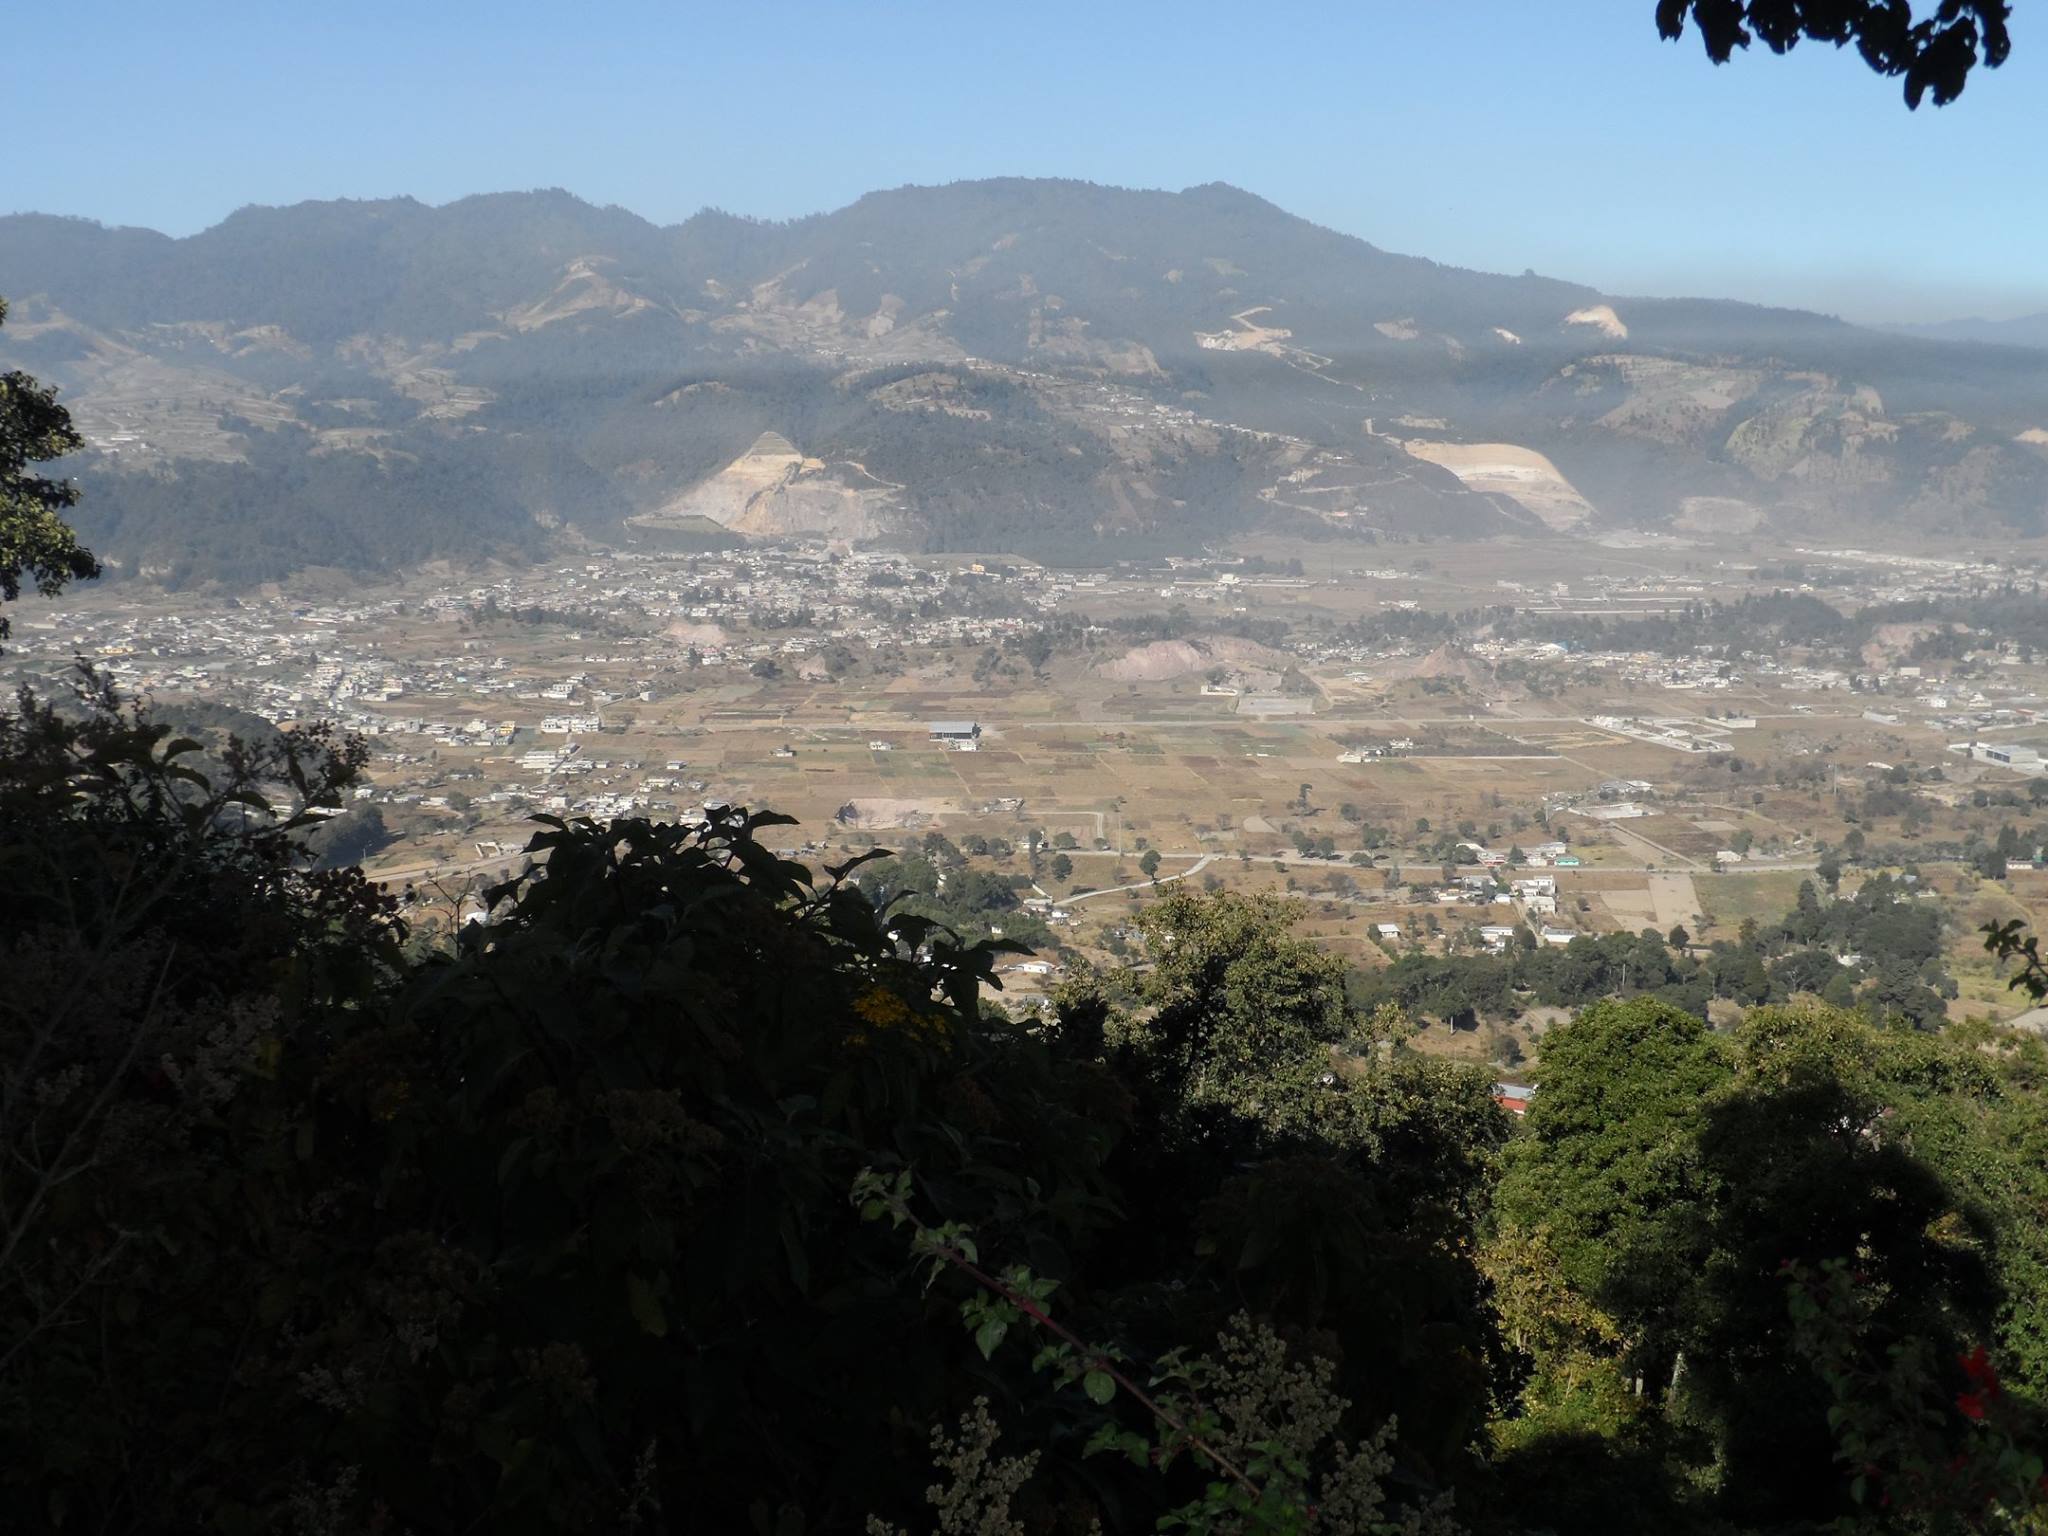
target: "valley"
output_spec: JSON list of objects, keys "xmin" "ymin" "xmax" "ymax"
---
[
  {"xmin": 15, "ymin": 523, "xmax": 2048, "ymax": 1057},
  {"xmin": 16, "ymin": 8, "xmax": 2048, "ymax": 1528}
]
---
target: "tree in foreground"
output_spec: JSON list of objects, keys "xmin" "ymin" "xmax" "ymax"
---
[
  {"xmin": 0, "ymin": 297, "xmax": 99, "ymax": 646},
  {"xmin": 1489, "ymin": 994, "xmax": 2047, "ymax": 1532}
]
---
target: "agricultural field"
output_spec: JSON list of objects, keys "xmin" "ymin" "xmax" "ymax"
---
[{"xmin": 19, "ymin": 528, "xmax": 2048, "ymax": 1053}]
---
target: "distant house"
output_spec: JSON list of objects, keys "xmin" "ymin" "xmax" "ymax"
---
[
  {"xmin": 930, "ymin": 720, "xmax": 982, "ymax": 750},
  {"xmin": 1598, "ymin": 778, "xmax": 1654, "ymax": 798},
  {"xmin": 1492, "ymin": 1083, "xmax": 1536, "ymax": 1117},
  {"xmin": 1976, "ymin": 743, "xmax": 2046, "ymax": 773}
]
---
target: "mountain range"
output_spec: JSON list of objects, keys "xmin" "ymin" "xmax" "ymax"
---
[
  {"xmin": 1885, "ymin": 313, "xmax": 2048, "ymax": 351},
  {"xmin": 4, "ymin": 178, "xmax": 2048, "ymax": 586}
]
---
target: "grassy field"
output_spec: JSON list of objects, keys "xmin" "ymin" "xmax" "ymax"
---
[{"xmin": 1693, "ymin": 870, "xmax": 1815, "ymax": 937}]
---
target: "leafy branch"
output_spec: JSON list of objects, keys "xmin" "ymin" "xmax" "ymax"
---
[
  {"xmin": 1784, "ymin": 1258, "xmax": 2046, "ymax": 1528},
  {"xmin": 854, "ymin": 1169, "xmax": 1266, "ymax": 1501},
  {"xmin": 852, "ymin": 1170, "xmax": 1449, "ymax": 1536},
  {"xmin": 1981, "ymin": 918, "xmax": 2048, "ymax": 1003}
]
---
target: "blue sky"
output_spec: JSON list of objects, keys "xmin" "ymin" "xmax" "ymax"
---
[{"xmin": 13, "ymin": 0, "xmax": 2045, "ymax": 322}]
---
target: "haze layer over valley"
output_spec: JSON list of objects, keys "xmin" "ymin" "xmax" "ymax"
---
[{"xmin": 7, "ymin": 177, "xmax": 2048, "ymax": 588}]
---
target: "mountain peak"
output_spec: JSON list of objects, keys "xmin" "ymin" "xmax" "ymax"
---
[{"xmin": 1177, "ymin": 180, "xmax": 1278, "ymax": 210}]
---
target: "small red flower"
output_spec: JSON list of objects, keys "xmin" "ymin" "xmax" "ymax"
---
[
  {"xmin": 1959, "ymin": 1345, "xmax": 2001, "ymax": 1395},
  {"xmin": 1956, "ymin": 1390, "xmax": 1989, "ymax": 1422}
]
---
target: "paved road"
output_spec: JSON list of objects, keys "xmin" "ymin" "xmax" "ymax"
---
[
  {"xmin": 1050, "ymin": 845, "xmax": 1817, "ymax": 874},
  {"xmin": 1062, "ymin": 854, "xmax": 1218, "ymax": 904},
  {"xmin": 1603, "ymin": 820, "xmax": 1708, "ymax": 873},
  {"xmin": 366, "ymin": 836, "xmax": 1821, "ymax": 891},
  {"xmin": 365, "ymin": 814, "xmax": 1824, "ymax": 894}
]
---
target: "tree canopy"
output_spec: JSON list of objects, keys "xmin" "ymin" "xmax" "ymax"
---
[
  {"xmin": 1657, "ymin": 0, "xmax": 2013, "ymax": 106},
  {"xmin": 0, "ymin": 297, "xmax": 98, "ymax": 643}
]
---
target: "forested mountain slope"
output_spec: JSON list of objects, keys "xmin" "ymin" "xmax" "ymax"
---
[{"xmin": 6, "ymin": 180, "xmax": 2048, "ymax": 583}]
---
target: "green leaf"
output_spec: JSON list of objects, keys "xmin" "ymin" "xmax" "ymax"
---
[
  {"xmin": 1083, "ymin": 1368, "xmax": 1115, "ymax": 1405},
  {"xmin": 1083, "ymin": 1422, "xmax": 1122, "ymax": 1459},
  {"xmin": 974, "ymin": 1316, "xmax": 1008, "ymax": 1359},
  {"xmin": 1031, "ymin": 1343, "xmax": 1073, "ymax": 1373},
  {"xmin": 626, "ymin": 1272, "xmax": 668, "ymax": 1337}
]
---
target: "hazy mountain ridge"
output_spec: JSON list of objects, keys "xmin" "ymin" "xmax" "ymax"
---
[
  {"xmin": 1884, "ymin": 312, "xmax": 2048, "ymax": 352},
  {"xmin": 5, "ymin": 179, "xmax": 2047, "ymax": 584}
]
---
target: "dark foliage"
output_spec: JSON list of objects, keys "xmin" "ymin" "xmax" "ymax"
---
[
  {"xmin": 0, "ymin": 680, "xmax": 1514, "ymax": 1534},
  {"xmin": 1658, "ymin": 0, "xmax": 2012, "ymax": 106}
]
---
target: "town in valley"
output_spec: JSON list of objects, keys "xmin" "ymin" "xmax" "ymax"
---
[{"xmin": 14, "ymin": 524, "xmax": 2048, "ymax": 1066}]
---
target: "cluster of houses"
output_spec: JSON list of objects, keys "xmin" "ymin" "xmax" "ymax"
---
[
  {"xmin": 3, "ymin": 544, "xmax": 1080, "ymax": 744},
  {"xmin": 1369, "ymin": 866, "xmax": 1573, "ymax": 953}
]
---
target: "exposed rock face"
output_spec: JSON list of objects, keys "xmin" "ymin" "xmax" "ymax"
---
[
  {"xmin": 1397, "ymin": 440, "xmax": 1594, "ymax": 531},
  {"xmin": 650, "ymin": 430, "xmax": 802, "ymax": 522},
  {"xmin": 1564, "ymin": 304, "xmax": 1628, "ymax": 339},
  {"xmin": 502, "ymin": 257, "xmax": 670, "ymax": 331},
  {"xmin": 630, "ymin": 431, "xmax": 899, "ymax": 540}
]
